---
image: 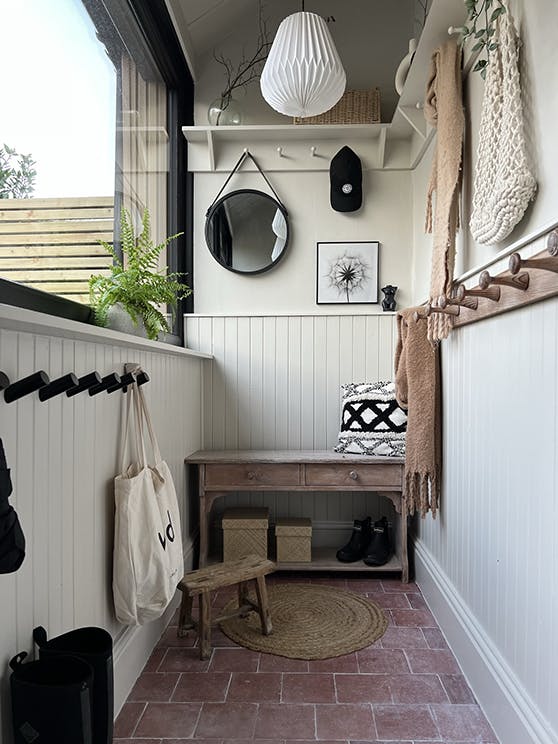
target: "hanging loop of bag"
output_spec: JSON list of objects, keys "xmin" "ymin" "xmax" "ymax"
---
[{"xmin": 206, "ymin": 149, "xmax": 288, "ymax": 217}]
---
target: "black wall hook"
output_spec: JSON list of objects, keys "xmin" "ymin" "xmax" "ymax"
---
[
  {"xmin": 0, "ymin": 371, "xmax": 10, "ymax": 391},
  {"xmin": 67, "ymin": 371, "xmax": 102, "ymax": 398},
  {"xmin": 4, "ymin": 371, "xmax": 50, "ymax": 403},
  {"xmin": 136, "ymin": 371, "xmax": 150, "ymax": 386},
  {"xmin": 89, "ymin": 373, "xmax": 120, "ymax": 396},
  {"xmin": 107, "ymin": 372, "xmax": 136, "ymax": 394},
  {"xmin": 39, "ymin": 373, "xmax": 79, "ymax": 402}
]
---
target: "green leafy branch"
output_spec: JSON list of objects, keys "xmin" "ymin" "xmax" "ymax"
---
[
  {"xmin": 0, "ymin": 144, "xmax": 36, "ymax": 199},
  {"xmin": 462, "ymin": 0, "xmax": 506, "ymax": 78},
  {"xmin": 89, "ymin": 208, "xmax": 191, "ymax": 340}
]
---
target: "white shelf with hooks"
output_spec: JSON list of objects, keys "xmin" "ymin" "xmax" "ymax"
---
[{"xmin": 182, "ymin": 0, "xmax": 471, "ymax": 173}]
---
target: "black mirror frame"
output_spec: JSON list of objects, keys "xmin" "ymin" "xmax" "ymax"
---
[{"xmin": 205, "ymin": 189, "xmax": 290, "ymax": 276}]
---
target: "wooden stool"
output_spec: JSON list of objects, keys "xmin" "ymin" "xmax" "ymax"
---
[{"xmin": 177, "ymin": 555, "xmax": 275, "ymax": 659}]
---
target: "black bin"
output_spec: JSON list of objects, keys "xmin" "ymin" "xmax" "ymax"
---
[
  {"xmin": 10, "ymin": 651, "xmax": 93, "ymax": 744},
  {"xmin": 33, "ymin": 626, "xmax": 114, "ymax": 744}
]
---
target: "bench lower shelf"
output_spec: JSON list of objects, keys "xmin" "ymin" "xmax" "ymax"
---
[{"xmin": 209, "ymin": 547, "xmax": 402, "ymax": 573}]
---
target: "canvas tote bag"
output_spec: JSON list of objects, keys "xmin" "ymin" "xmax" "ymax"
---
[{"xmin": 113, "ymin": 383, "xmax": 183, "ymax": 625}]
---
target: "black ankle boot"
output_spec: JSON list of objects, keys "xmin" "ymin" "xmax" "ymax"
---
[
  {"xmin": 336, "ymin": 517, "xmax": 372, "ymax": 562},
  {"xmin": 363, "ymin": 517, "xmax": 391, "ymax": 566}
]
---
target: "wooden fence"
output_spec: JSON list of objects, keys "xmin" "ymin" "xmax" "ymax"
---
[{"xmin": 0, "ymin": 196, "xmax": 114, "ymax": 304}]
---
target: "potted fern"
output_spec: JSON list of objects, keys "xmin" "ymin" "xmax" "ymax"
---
[{"xmin": 89, "ymin": 208, "xmax": 191, "ymax": 340}]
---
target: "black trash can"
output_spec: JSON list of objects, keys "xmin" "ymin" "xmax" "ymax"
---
[
  {"xmin": 10, "ymin": 651, "xmax": 93, "ymax": 744},
  {"xmin": 33, "ymin": 626, "xmax": 114, "ymax": 744}
]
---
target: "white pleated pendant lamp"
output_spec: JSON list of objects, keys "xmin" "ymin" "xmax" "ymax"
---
[{"xmin": 260, "ymin": 10, "xmax": 346, "ymax": 118}]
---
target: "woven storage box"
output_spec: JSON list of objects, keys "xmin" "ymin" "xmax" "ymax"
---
[
  {"xmin": 275, "ymin": 518, "xmax": 312, "ymax": 563},
  {"xmin": 222, "ymin": 508, "xmax": 269, "ymax": 561},
  {"xmin": 293, "ymin": 89, "xmax": 380, "ymax": 125}
]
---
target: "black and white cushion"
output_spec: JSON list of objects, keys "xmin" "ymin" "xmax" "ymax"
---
[{"xmin": 334, "ymin": 381, "xmax": 407, "ymax": 457}]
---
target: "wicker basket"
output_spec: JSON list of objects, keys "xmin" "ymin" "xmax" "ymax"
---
[
  {"xmin": 275, "ymin": 518, "xmax": 312, "ymax": 563},
  {"xmin": 293, "ymin": 89, "xmax": 381, "ymax": 125},
  {"xmin": 222, "ymin": 508, "xmax": 269, "ymax": 561}
]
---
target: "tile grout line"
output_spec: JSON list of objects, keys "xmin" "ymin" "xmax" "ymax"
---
[{"xmin": 129, "ymin": 701, "xmax": 147, "ymax": 739}]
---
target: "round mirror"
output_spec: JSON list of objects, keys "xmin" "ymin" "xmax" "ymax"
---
[{"xmin": 205, "ymin": 189, "xmax": 289, "ymax": 274}]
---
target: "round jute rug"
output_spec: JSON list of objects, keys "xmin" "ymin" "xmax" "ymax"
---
[{"xmin": 219, "ymin": 583, "xmax": 387, "ymax": 660}]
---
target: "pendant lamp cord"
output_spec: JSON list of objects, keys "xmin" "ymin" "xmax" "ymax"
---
[{"xmin": 301, "ymin": 0, "xmax": 305, "ymax": 10}]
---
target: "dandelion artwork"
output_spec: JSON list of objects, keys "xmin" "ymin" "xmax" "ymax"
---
[{"xmin": 316, "ymin": 241, "xmax": 379, "ymax": 304}]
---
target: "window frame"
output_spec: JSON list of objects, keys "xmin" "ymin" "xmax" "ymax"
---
[{"xmin": 0, "ymin": 0, "xmax": 194, "ymax": 345}]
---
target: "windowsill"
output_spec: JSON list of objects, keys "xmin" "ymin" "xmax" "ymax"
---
[{"xmin": 0, "ymin": 303, "xmax": 213, "ymax": 359}]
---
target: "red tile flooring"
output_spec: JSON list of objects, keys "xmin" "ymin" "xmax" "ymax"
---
[{"xmin": 115, "ymin": 575, "xmax": 498, "ymax": 743}]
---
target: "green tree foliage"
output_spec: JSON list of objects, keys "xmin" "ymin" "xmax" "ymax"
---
[
  {"xmin": 0, "ymin": 144, "xmax": 37, "ymax": 198},
  {"xmin": 89, "ymin": 208, "xmax": 191, "ymax": 340}
]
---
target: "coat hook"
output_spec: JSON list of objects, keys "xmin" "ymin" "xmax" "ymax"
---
[
  {"xmin": 0, "ymin": 371, "xmax": 10, "ymax": 391},
  {"xmin": 89, "ymin": 373, "xmax": 120, "ymax": 397},
  {"xmin": 509, "ymin": 251, "xmax": 558, "ymax": 275},
  {"xmin": 107, "ymin": 372, "xmax": 136, "ymax": 394},
  {"xmin": 479, "ymin": 269, "xmax": 529, "ymax": 291},
  {"xmin": 413, "ymin": 303, "xmax": 460, "ymax": 322},
  {"xmin": 454, "ymin": 283, "xmax": 500, "ymax": 303},
  {"xmin": 448, "ymin": 25, "xmax": 466, "ymax": 35},
  {"xmin": 310, "ymin": 146, "xmax": 317, "ymax": 157},
  {"xmin": 66, "ymin": 371, "xmax": 102, "ymax": 398},
  {"xmin": 276, "ymin": 146, "xmax": 284, "ymax": 157},
  {"xmin": 136, "ymin": 371, "xmax": 150, "ymax": 387},
  {"xmin": 39, "ymin": 373, "xmax": 79, "ymax": 402},
  {"xmin": 547, "ymin": 229, "xmax": 558, "ymax": 256},
  {"xmin": 439, "ymin": 293, "xmax": 478, "ymax": 311},
  {"xmin": 4, "ymin": 371, "xmax": 50, "ymax": 404}
]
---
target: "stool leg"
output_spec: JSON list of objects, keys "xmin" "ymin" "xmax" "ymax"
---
[
  {"xmin": 238, "ymin": 581, "xmax": 250, "ymax": 617},
  {"xmin": 255, "ymin": 576, "xmax": 272, "ymax": 636},
  {"xmin": 177, "ymin": 592, "xmax": 195, "ymax": 638},
  {"xmin": 199, "ymin": 591, "xmax": 212, "ymax": 660}
]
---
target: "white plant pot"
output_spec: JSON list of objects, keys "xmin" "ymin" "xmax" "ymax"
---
[{"xmin": 106, "ymin": 303, "xmax": 147, "ymax": 338}]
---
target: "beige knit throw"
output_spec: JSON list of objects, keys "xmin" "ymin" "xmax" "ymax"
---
[
  {"xmin": 395, "ymin": 308, "xmax": 441, "ymax": 518},
  {"xmin": 424, "ymin": 40, "xmax": 464, "ymax": 343}
]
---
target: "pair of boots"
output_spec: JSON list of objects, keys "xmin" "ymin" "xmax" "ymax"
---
[
  {"xmin": 336, "ymin": 516, "xmax": 391, "ymax": 566},
  {"xmin": 10, "ymin": 626, "xmax": 113, "ymax": 744}
]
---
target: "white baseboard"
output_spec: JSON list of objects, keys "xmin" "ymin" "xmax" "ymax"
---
[
  {"xmin": 415, "ymin": 539, "xmax": 557, "ymax": 744},
  {"xmin": 112, "ymin": 536, "xmax": 197, "ymax": 715}
]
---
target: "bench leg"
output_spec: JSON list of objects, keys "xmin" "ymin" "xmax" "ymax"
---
[
  {"xmin": 199, "ymin": 591, "xmax": 212, "ymax": 660},
  {"xmin": 238, "ymin": 581, "xmax": 250, "ymax": 617},
  {"xmin": 255, "ymin": 576, "xmax": 272, "ymax": 636},
  {"xmin": 177, "ymin": 592, "xmax": 195, "ymax": 638}
]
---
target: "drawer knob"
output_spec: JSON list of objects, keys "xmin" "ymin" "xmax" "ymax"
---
[
  {"xmin": 247, "ymin": 471, "xmax": 256, "ymax": 480},
  {"xmin": 349, "ymin": 470, "xmax": 358, "ymax": 480}
]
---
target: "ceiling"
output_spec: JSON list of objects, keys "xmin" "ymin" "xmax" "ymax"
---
[{"xmin": 167, "ymin": 0, "xmax": 417, "ymax": 121}]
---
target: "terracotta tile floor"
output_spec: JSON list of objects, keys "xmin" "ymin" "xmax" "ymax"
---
[{"xmin": 115, "ymin": 574, "xmax": 498, "ymax": 743}]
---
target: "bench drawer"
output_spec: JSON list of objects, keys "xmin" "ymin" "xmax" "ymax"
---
[
  {"xmin": 304, "ymin": 463, "xmax": 402, "ymax": 488},
  {"xmin": 205, "ymin": 463, "xmax": 301, "ymax": 487}
]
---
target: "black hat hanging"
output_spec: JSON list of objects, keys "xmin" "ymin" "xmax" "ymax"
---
[
  {"xmin": 0, "ymin": 438, "xmax": 26, "ymax": 574},
  {"xmin": 330, "ymin": 145, "xmax": 362, "ymax": 213}
]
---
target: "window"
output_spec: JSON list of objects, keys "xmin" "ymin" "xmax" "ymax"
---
[{"xmin": 0, "ymin": 0, "xmax": 193, "ymax": 338}]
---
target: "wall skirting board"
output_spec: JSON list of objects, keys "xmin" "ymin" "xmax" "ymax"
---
[
  {"xmin": 415, "ymin": 540, "xmax": 557, "ymax": 744},
  {"xmin": 112, "ymin": 536, "xmax": 197, "ymax": 715}
]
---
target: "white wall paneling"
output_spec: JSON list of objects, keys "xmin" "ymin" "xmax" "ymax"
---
[
  {"xmin": 0, "ymin": 317, "xmax": 205, "ymax": 743},
  {"xmin": 415, "ymin": 299, "xmax": 558, "ymax": 744},
  {"xmin": 185, "ymin": 313, "xmax": 398, "ymax": 540}
]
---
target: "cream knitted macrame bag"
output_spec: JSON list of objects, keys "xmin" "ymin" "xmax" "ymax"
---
[{"xmin": 469, "ymin": 4, "xmax": 536, "ymax": 244}]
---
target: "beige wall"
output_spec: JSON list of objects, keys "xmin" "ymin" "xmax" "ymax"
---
[{"xmin": 194, "ymin": 168, "xmax": 413, "ymax": 314}]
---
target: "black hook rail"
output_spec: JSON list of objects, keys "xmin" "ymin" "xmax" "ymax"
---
[
  {"xmin": 39, "ymin": 373, "xmax": 79, "ymax": 402},
  {"xmin": 4, "ymin": 371, "xmax": 50, "ymax": 404},
  {"xmin": 1, "ymin": 367, "xmax": 150, "ymax": 402}
]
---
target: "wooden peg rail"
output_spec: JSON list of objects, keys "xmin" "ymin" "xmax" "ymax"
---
[{"xmin": 452, "ymin": 234, "xmax": 558, "ymax": 329}]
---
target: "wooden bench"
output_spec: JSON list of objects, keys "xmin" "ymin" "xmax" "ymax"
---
[{"xmin": 177, "ymin": 555, "xmax": 276, "ymax": 659}]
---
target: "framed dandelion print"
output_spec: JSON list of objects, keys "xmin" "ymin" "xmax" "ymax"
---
[{"xmin": 316, "ymin": 241, "xmax": 379, "ymax": 304}]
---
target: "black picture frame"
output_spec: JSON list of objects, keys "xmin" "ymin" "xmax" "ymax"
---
[{"xmin": 316, "ymin": 241, "xmax": 379, "ymax": 305}]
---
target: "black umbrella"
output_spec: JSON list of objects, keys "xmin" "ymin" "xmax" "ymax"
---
[{"xmin": 0, "ymin": 438, "xmax": 25, "ymax": 573}]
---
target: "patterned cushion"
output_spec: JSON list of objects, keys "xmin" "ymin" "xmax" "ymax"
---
[{"xmin": 333, "ymin": 381, "xmax": 407, "ymax": 457}]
